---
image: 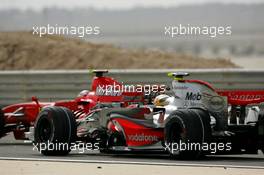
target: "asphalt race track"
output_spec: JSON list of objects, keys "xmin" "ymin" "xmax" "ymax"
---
[{"xmin": 0, "ymin": 134, "xmax": 263, "ymax": 168}]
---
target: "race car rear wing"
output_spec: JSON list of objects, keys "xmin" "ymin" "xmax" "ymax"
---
[{"xmin": 217, "ymin": 90, "xmax": 264, "ymax": 106}]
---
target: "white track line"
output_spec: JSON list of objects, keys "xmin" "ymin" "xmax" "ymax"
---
[{"xmin": 0, "ymin": 157, "xmax": 263, "ymax": 169}]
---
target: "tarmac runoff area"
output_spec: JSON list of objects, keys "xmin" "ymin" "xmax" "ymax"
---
[
  {"xmin": 0, "ymin": 159, "xmax": 264, "ymax": 175},
  {"xmin": 0, "ymin": 134, "xmax": 264, "ymax": 175}
]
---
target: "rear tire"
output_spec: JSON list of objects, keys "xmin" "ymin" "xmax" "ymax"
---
[
  {"xmin": 258, "ymin": 110, "xmax": 264, "ymax": 154},
  {"xmin": 164, "ymin": 108, "xmax": 211, "ymax": 159},
  {"xmin": 0, "ymin": 109, "xmax": 5, "ymax": 137},
  {"xmin": 34, "ymin": 106, "xmax": 76, "ymax": 156}
]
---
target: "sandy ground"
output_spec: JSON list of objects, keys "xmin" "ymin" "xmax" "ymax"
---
[
  {"xmin": 0, "ymin": 32, "xmax": 237, "ymax": 70},
  {"xmin": 232, "ymin": 57, "xmax": 264, "ymax": 69},
  {"xmin": 0, "ymin": 160, "xmax": 263, "ymax": 175}
]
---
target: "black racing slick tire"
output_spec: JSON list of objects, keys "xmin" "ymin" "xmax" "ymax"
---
[
  {"xmin": 34, "ymin": 106, "xmax": 76, "ymax": 156},
  {"xmin": 0, "ymin": 109, "xmax": 5, "ymax": 137},
  {"xmin": 258, "ymin": 110, "xmax": 264, "ymax": 154},
  {"xmin": 164, "ymin": 108, "xmax": 211, "ymax": 159}
]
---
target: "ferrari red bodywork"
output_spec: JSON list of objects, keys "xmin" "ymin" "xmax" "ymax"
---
[
  {"xmin": 0, "ymin": 70, "xmax": 144, "ymax": 140},
  {"xmin": 1, "ymin": 71, "xmax": 264, "ymax": 145}
]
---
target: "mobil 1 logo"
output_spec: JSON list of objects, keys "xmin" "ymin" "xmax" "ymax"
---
[{"xmin": 185, "ymin": 92, "xmax": 202, "ymax": 101}]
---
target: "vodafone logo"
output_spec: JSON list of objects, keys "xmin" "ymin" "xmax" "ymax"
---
[{"xmin": 128, "ymin": 134, "xmax": 158, "ymax": 142}]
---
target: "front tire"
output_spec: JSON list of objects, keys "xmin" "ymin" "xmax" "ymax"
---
[
  {"xmin": 34, "ymin": 106, "xmax": 76, "ymax": 156},
  {"xmin": 0, "ymin": 109, "xmax": 5, "ymax": 138},
  {"xmin": 164, "ymin": 108, "xmax": 211, "ymax": 159}
]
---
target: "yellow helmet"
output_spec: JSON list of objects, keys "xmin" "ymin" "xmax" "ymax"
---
[{"xmin": 153, "ymin": 94, "xmax": 170, "ymax": 106}]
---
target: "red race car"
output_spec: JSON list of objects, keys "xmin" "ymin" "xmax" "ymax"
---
[
  {"xmin": 1, "ymin": 71, "xmax": 264, "ymax": 159},
  {"xmin": 32, "ymin": 72, "xmax": 264, "ymax": 158},
  {"xmin": 0, "ymin": 70, "xmax": 146, "ymax": 141}
]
